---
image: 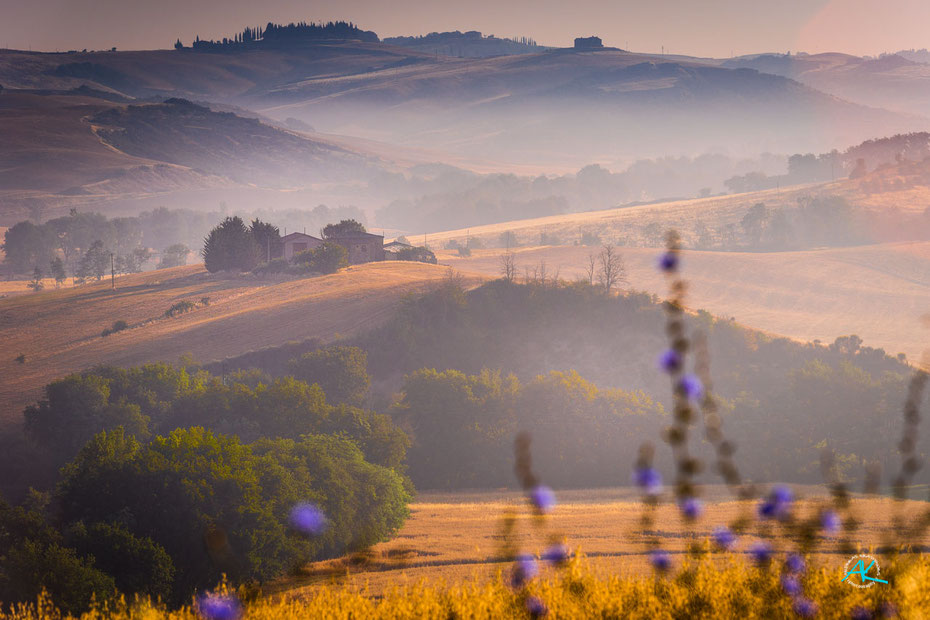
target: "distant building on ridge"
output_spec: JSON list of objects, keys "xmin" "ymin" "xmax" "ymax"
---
[{"xmin": 574, "ymin": 36, "xmax": 603, "ymax": 50}]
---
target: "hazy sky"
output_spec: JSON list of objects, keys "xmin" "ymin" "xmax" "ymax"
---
[{"xmin": 2, "ymin": 0, "xmax": 930, "ymax": 57}]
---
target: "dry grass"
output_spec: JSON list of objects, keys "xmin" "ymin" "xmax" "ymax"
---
[
  {"xmin": 423, "ymin": 179, "xmax": 930, "ymax": 251},
  {"xmin": 276, "ymin": 486, "xmax": 930, "ymax": 597},
  {"xmin": 0, "ymin": 262, "xmax": 486, "ymax": 426},
  {"xmin": 435, "ymin": 242, "xmax": 930, "ymax": 365}
]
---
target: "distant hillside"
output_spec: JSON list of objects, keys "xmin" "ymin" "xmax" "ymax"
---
[
  {"xmin": 0, "ymin": 91, "xmax": 396, "ymax": 223},
  {"xmin": 721, "ymin": 52, "xmax": 930, "ymax": 117},
  {"xmin": 91, "ymin": 98, "xmax": 379, "ymax": 187},
  {"xmin": 0, "ymin": 41, "xmax": 924, "ymax": 170},
  {"xmin": 384, "ymin": 31, "xmax": 545, "ymax": 58}
]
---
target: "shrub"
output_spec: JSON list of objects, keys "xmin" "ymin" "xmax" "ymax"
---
[
  {"xmin": 294, "ymin": 242, "xmax": 348, "ymax": 274},
  {"xmin": 395, "ymin": 246, "xmax": 437, "ymax": 264},
  {"xmin": 164, "ymin": 300, "xmax": 195, "ymax": 317},
  {"xmin": 457, "ymin": 246, "xmax": 472, "ymax": 257},
  {"xmin": 252, "ymin": 257, "xmax": 290, "ymax": 275},
  {"xmin": 101, "ymin": 320, "xmax": 129, "ymax": 337}
]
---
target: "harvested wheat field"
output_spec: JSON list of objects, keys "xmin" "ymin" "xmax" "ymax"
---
[
  {"xmin": 278, "ymin": 486, "xmax": 930, "ymax": 598},
  {"xmin": 0, "ymin": 262, "xmax": 485, "ymax": 426},
  {"xmin": 436, "ymin": 242, "xmax": 930, "ymax": 364},
  {"xmin": 419, "ymin": 176, "xmax": 930, "ymax": 250}
]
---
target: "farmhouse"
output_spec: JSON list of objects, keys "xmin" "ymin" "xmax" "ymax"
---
[
  {"xmin": 281, "ymin": 232, "xmax": 323, "ymax": 261},
  {"xmin": 574, "ymin": 36, "xmax": 603, "ymax": 50},
  {"xmin": 330, "ymin": 231, "xmax": 386, "ymax": 264},
  {"xmin": 383, "ymin": 239, "xmax": 413, "ymax": 259}
]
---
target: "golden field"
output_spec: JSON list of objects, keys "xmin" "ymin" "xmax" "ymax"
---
[
  {"xmin": 5, "ymin": 488, "xmax": 930, "ymax": 619},
  {"xmin": 276, "ymin": 487, "xmax": 930, "ymax": 596},
  {"xmin": 436, "ymin": 242, "xmax": 930, "ymax": 366},
  {"xmin": 0, "ymin": 262, "xmax": 486, "ymax": 426}
]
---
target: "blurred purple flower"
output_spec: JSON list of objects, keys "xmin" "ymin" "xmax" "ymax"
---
[
  {"xmin": 821, "ymin": 510, "xmax": 841, "ymax": 534},
  {"xmin": 196, "ymin": 593, "xmax": 241, "ymax": 620},
  {"xmin": 758, "ymin": 486, "xmax": 792, "ymax": 520},
  {"xmin": 650, "ymin": 549, "xmax": 671, "ymax": 572},
  {"xmin": 510, "ymin": 553, "xmax": 539, "ymax": 589},
  {"xmin": 632, "ymin": 467, "xmax": 662, "ymax": 495},
  {"xmin": 712, "ymin": 526, "xmax": 736, "ymax": 550},
  {"xmin": 658, "ymin": 252, "xmax": 678, "ymax": 272},
  {"xmin": 780, "ymin": 574, "xmax": 801, "ymax": 596},
  {"xmin": 542, "ymin": 543, "xmax": 570, "ymax": 566},
  {"xmin": 850, "ymin": 607, "xmax": 874, "ymax": 620},
  {"xmin": 878, "ymin": 601, "xmax": 898, "ymax": 617},
  {"xmin": 677, "ymin": 374, "xmax": 704, "ymax": 401},
  {"xmin": 793, "ymin": 597, "xmax": 817, "ymax": 618},
  {"xmin": 772, "ymin": 485, "xmax": 792, "ymax": 505},
  {"xmin": 785, "ymin": 553, "xmax": 806, "ymax": 574},
  {"xmin": 289, "ymin": 502, "xmax": 327, "ymax": 536},
  {"xmin": 679, "ymin": 497, "xmax": 702, "ymax": 519},
  {"xmin": 749, "ymin": 541, "xmax": 772, "ymax": 565},
  {"xmin": 657, "ymin": 349, "xmax": 682, "ymax": 374},
  {"xmin": 525, "ymin": 595, "xmax": 548, "ymax": 618},
  {"xmin": 530, "ymin": 485, "xmax": 556, "ymax": 514}
]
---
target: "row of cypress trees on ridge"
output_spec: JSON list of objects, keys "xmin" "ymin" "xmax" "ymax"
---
[{"xmin": 180, "ymin": 21, "xmax": 379, "ymax": 50}]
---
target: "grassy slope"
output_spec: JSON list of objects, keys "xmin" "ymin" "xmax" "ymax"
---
[
  {"xmin": 0, "ymin": 262, "xmax": 485, "ymax": 426},
  {"xmin": 437, "ymin": 242, "xmax": 930, "ymax": 365},
  {"xmin": 276, "ymin": 487, "xmax": 930, "ymax": 596}
]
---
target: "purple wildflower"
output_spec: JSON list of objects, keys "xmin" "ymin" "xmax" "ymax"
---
[
  {"xmin": 679, "ymin": 497, "xmax": 702, "ymax": 519},
  {"xmin": 525, "ymin": 595, "xmax": 548, "ymax": 618},
  {"xmin": 850, "ymin": 607, "xmax": 873, "ymax": 620},
  {"xmin": 821, "ymin": 510, "xmax": 841, "ymax": 534},
  {"xmin": 289, "ymin": 502, "xmax": 327, "ymax": 536},
  {"xmin": 632, "ymin": 467, "xmax": 663, "ymax": 495},
  {"xmin": 780, "ymin": 574, "xmax": 801, "ymax": 596},
  {"xmin": 749, "ymin": 541, "xmax": 772, "ymax": 565},
  {"xmin": 196, "ymin": 593, "xmax": 241, "ymax": 620},
  {"xmin": 758, "ymin": 486, "xmax": 792, "ymax": 520},
  {"xmin": 542, "ymin": 543, "xmax": 570, "ymax": 566},
  {"xmin": 530, "ymin": 485, "xmax": 556, "ymax": 514},
  {"xmin": 785, "ymin": 553, "xmax": 806, "ymax": 574},
  {"xmin": 678, "ymin": 374, "xmax": 704, "ymax": 401},
  {"xmin": 878, "ymin": 601, "xmax": 898, "ymax": 617},
  {"xmin": 658, "ymin": 252, "xmax": 679, "ymax": 272},
  {"xmin": 793, "ymin": 598, "xmax": 818, "ymax": 618},
  {"xmin": 657, "ymin": 349, "xmax": 683, "ymax": 373},
  {"xmin": 650, "ymin": 549, "xmax": 671, "ymax": 572},
  {"xmin": 510, "ymin": 553, "xmax": 539, "ymax": 589},
  {"xmin": 712, "ymin": 526, "xmax": 736, "ymax": 550}
]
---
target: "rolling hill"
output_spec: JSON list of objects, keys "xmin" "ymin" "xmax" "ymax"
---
[
  {"xmin": 0, "ymin": 261, "xmax": 486, "ymax": 427},
  {"xmin": 0, "ymin": 91, "xmax": 393, "ymax": 223},
  {"xmin": 0, "ymin": 40, "xmax": 925, "ymax": 172},
  {"xmin": 721, "ymin": 52, "xmax": 930, "ymax": 118}
]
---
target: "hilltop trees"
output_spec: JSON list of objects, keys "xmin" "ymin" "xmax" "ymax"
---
[
  {"xmin": 202, "ymin": 216, "xmax": 260, "ymax": 272},
  {"xmin": 322, "ymin": 219, "xmax": 366, "ymax": 239}
]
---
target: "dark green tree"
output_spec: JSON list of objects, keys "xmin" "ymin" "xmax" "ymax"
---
[
  {"xmin": 249, "ymin": 219, "xmax": 281, "ymax": 264},
  {"xmin": 50, "ymin": 256, "xmax": 66, "ymax": 287},
  {"xmin": 202, "ymin": 216, "xmax": 260, "ymax": 273},
  {"xmin": 322, "ymin": 219, "xmax": 366, "ymax": 239},
  {"xmin": 28, "ymin": 266, "xmax": 44, "ymax": 292},
  {"xmin": 76, "ymin": 241, "xmax": 110, "ymax": 281}
]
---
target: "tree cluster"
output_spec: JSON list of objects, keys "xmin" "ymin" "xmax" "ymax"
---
[{"xmin": 4, "ymin": 353, "xmax": 410, "ymax": 611}]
